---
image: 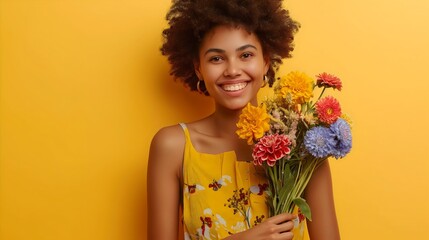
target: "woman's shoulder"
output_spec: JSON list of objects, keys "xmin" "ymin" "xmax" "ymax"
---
[
  {"xmin": 148, "ymin": 124, "xmax": 187, "ymax": 178},
  {"xmin": 150, "ymin": 124, "xmax": 185, "ymax": 155}
]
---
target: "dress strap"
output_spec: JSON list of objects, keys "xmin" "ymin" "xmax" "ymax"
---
[
  {"xmin": 179, "ymin": 123, "xmax": 191, "ymax": 141},
  {"xmin": 179, "ymin": 122, "xmax": 187, "ymax": 130}
]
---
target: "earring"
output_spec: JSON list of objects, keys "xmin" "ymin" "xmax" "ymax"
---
[
  {"xmin": 197, "ymin": 80, "xmax": 205, "ymax": 94},
  {"xmin": 261, "ymin": 75, "xmax": 268, "ymax": 88}
]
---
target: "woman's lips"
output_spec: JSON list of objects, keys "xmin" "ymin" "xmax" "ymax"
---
[{"xmin": 221, "ymin": 82, "xmax": 248, "ymax": 92}]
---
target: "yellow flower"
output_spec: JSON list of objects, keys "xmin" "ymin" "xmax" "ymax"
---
[
  {"xmin": 340, "ymin": 113, "xmax": 353, "ymax": 129},
  {"xmin": 303, "ymin": 112, "xmax": 317, "ymax": 125},
  {"xmin": 276, "ymin": 71, "xmax": 314, "ymax": 105},
  {"xmin": 236, "ymin": 103, "xmax": 270, "ymax": 145}
]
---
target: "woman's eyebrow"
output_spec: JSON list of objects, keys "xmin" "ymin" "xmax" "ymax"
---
[
  {"xmin": 204, "ymin": 48, "xmax": 225, "ymax": 56},
  {"xmin": 204, "ymin": 44, "xmax": 257, "ymax": 56},
  {"xmin": 236, "ymin": 44, "xmax": 257, "ymax": 52}
]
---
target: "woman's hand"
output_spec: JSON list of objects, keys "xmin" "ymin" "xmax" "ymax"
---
[{"xmin": 225, "ymin": 213, "xmax": 296, "ymax": 240}]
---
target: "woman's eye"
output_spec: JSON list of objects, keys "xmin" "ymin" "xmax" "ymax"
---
[
  {"xmin": 241, "ymin": 52, "xmax": 254, "ymax": 59},
  {"xmin": 209, "ymin": 56, "xmax": 223, "ymax": 62}
]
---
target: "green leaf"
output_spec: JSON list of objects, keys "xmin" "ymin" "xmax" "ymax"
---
[
  {"xmin": 273, "ymin": 194, "xmax": 277, "ymax": 209},
  {"xmin": 293, "ymin": 197, "xmax": 312, "ymax": 221},
  {"xmin": 279, "ymin": 167, "xmax": 294, "ymax": 201}
]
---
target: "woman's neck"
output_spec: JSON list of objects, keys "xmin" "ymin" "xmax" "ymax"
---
[{"xmin": 208, "ymin": 105, "xmax": 245, "ymax": 137}]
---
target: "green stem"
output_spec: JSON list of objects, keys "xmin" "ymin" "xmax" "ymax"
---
[
  {"xmin": 318, "ymin": 87, "xmax": 327, "ymax": 101},
  {"xmin": 311, "ymin": 87, "xmax": 327, "ymax": 108},
  {"xmin": 245, "ymin": 212, "xmax": 251, "ymax": 229},
  {"xmin": 288, "ymin": 157, "xmax": 324, "ymax": 213}
]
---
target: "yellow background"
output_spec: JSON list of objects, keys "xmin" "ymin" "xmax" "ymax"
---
[{"xmin": 1, "ymin": 0, "xmax": 428, "ymax": 239}]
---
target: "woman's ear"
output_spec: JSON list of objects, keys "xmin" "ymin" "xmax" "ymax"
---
[
  {"xmin": 263, "ymin": 57, "xmax": 270, "ymax": 74},
  {"xmin": 193, "ymin": 60, "xmax": 202, "ymax": 80}
]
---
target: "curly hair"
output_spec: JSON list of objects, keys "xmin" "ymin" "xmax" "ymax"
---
[{"xmin": 161, "ymin": 0, "xmax": 300, "ymax": 95}]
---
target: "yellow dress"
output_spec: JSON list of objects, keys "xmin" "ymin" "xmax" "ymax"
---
[{"xmin": 180, "ymin": 123, "xmax": 306, "ymax": 240}]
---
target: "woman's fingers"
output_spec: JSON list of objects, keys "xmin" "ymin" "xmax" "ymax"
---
[
  {"xmin": 276, "ymin": 220, "xmax": 295, "ymax": 233},
  {"xmin": 264, "ymin": 213, "xmax": 296, "ymax": 237},
  {"xmin": 278, "ymin": 231, "xmax": 294, "ymax": 240},
  {"xmin": 267, "ymin": 213, "xmax": 297, "ymax": 224},
  {"xmin": 236, "ymin": 213, "xmax": 296, "ymax": 240}
]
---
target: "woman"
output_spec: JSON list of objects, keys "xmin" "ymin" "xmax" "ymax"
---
[{"xmin": 147, "ymin": 0, "xmax": 340, "ymax": 239}]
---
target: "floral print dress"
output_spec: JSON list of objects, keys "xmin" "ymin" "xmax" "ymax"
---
[{"xmin": 179, "ymin": 123, "xmax": 306, "ymax": 240}]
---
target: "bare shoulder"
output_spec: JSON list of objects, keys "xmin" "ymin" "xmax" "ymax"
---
[
  {"xmin": 148, "ymin": 124, "xmax": 185, "ymax": 176},
  {"xmin": 150, "ymin": 124, "xmax": 185, "ymax": 153}
]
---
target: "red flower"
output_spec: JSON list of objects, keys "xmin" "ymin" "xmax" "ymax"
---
[
  {"xmin": 188, "ymin": 184, "xmax": 196, "ymax": 193},
  {"xmin": 316, "ymin": 96, "xmax": 342, "ymax": 124},
  {"xmin": 298, "ymin": 208, "xmax": 305, "ymax": 223},
  {"xmin": 200, "ymin": 216, "xmax": 212, "ymax": 236},
  {"xmin": 257, "ymin": 183, "xmax": 268, "ymax": 195},
  {"xmin": 208, "ymin": 180, "xmax": 222, "ymax": 191},
  {"xmin": 316, "ymin": 72, "xmax": 342, "ymax": 91},
  {"xmin": 252, "ymin": 134, "xmax": 291, "ymax": 166}
]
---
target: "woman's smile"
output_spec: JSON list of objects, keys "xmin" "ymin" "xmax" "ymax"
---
[{"xmin": 221, "ymin": 81, "xmax": 248, "ymax": 92}]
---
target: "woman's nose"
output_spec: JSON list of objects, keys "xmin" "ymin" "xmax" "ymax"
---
[{"xmin": 223, "ymin": 59, "xmax": 242, "ymax": 78}]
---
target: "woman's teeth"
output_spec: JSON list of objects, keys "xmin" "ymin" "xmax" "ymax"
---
[{"xmin": 222, "ymin": 82, "xmax": 247, "ymax": 92}]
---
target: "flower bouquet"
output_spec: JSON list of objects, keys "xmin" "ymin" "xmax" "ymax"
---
[{"xmin": 236, "ymin": 71, "xmax": 352, "ymax": 220}]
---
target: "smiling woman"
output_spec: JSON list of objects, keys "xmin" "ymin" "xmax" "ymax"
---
[
  {"xmin": 147, "ymin": 0, "xmax": 340, "ymax": 239},
  {"xmin": 2, "ymin": 0, "xmax": 428, "ymax": 239}
]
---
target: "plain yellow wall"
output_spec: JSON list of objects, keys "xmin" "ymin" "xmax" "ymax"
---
[{"xmin": 1, "ymin": 0, "xmax": 428, "ymax": 239}]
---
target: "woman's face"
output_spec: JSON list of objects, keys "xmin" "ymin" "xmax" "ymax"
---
[{"xmin": 195, "ymin": 25, "xmax": 269, "ymax": 110}]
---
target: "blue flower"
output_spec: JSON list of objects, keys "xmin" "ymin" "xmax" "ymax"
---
[
  {"xmin": 304, "ymin": 126, "xmax": 336, "ymax": 158},
  {"xmin": 330, "ymin": 118, "xmax": 352, "ymax": 158}
]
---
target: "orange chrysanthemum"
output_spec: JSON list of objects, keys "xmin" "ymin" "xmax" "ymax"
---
[
  {"xmin": 236, "ymin": 103, "xmax": 270, "ymax": 145},
  {"xmin": 276, "ymin": 71, "xmax": 314, "ymax": 105},
  {"xmin": 316, "ymin": 96, "xmax": 342, "ymax": 124}
]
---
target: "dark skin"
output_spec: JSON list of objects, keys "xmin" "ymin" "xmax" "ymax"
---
[
  {"xmin": 147, "ymin": 25, "xmax": 340, "ymax": 240},
  {"xmin": 305, "ymin": 160, "xmax": 341, "ymax": 240}
]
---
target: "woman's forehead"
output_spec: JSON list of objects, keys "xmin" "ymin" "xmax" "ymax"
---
[{"xmin": 199, "ymin": 25, "xmax": 262, "ymax": 52}]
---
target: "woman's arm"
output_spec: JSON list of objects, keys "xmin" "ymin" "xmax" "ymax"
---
[
  {"xmin": 147, "ymin": 126, "xmax": 184, "ymax": 240},
  {"xmin": 305, "ymin": 160, "xmax": 341, "ymax": 240}
]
